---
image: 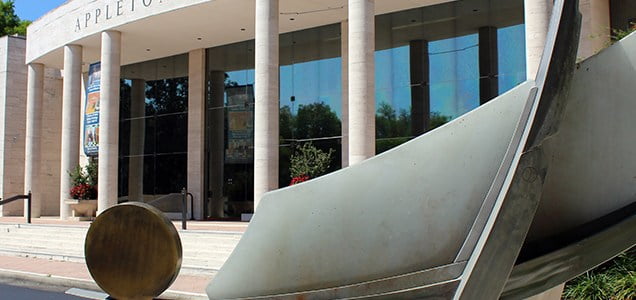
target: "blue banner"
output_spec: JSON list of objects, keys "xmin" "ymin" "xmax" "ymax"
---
[
  {"xmin": 226, "ymin": 85, "xmax": 254, "ymax": 164},
  {"xmin": 83, "ymin": 62, "xmax": 101, "ymax": 156}
]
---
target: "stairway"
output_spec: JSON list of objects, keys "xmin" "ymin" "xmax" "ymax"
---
[{"xmin": 0, "ymin": 223, "xmax": 242, "ymax": 276}]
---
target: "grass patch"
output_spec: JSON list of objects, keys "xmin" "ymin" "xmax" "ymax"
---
[{"xmin": 563, "ymin": 248, "xmax": 636, "ymax": 300}]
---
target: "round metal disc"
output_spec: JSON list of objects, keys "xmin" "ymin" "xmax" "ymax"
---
[{"xmin": 85, "ymin": 202, "xmax": 182, "ymax": 299}]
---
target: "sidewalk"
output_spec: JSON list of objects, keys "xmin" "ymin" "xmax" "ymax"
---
[
  {"xmin": 0, "ymin": 217, "xmax": 248, "ymax": 299},
  {"xmin": 0, "ymin": 216, "xmax": 249, "ymax": 232}
]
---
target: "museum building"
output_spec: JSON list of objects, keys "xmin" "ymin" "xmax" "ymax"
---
[{"xmin": 0, "ymin": 0, "xmax": 634, "ymax": 220}]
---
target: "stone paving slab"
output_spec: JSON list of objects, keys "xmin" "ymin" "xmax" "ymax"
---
[
  {"xmin": 0, "ymin": 217, "xmax": 246, "ymax": 298},
  {"xmin": 0, "ymin": 255, "xmax": 211, "ymax": 299}
]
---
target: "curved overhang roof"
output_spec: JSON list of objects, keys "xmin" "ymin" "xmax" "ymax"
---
[{"xmin": 26, "ymin": 0, "xmax": 522, "ymax": 70}]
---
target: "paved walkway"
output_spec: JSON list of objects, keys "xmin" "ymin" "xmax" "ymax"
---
[
  {"xmin": 0, "ymin": 216, "xmax": 248, "ymax": 232},
  {"xmin": 0, "ymin": 217, "xmax": 248, "ymax": 299}
]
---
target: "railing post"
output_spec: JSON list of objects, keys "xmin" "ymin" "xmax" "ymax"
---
[
  {"xmin": 188, "ymin": 193, "xmax": 195, "ymax": 220},
  {"xmin": 27, "ymin": 191, "xmax": 32, "ymax": 224},
  {"xmin": 181, "ymin": 188, "xmax": 187, "ymax": 230}
]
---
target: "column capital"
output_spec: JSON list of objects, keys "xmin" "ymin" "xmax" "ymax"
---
[{"xmin": 28, "ymin": 62, "xmax": 44, "ymax": 69}]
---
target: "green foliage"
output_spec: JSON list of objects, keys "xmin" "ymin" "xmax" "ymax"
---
[
  {"xmin": 375, "ymin": 102, "xmax": 451, "ymax": 153},
  {"xmin": 563, "ymin": 249, "xmax": 636, "ymax": 300},
  {"xmin": 376, "ymin": 137, "xmax": 411, "ymax": 154},
  {"xmin": 430, "ymin": 112, "xmax": 452, "ymax": 129},
  {"xmin": 610, "ymin": 22, "xmax": 636, "ymax": 44},
  {"xmin": 376, "ymin": 103, "xmax": 410, "ymax": 139},
  {"xmin": 69, "ymin": 166, "xmax": 87, "ymax": 186},
  {"xmin": 611, "ymin": 28, "xmax": 635, "ymax": 43},
  {"xmin": 294, "ymin": 103, "xmax": 341, "ymax": 139},
  {"xmin": 0, "ymin": 1, "xmax": 30, "ymax": 36},
  {"xmin": 289, "ymin": 142, "xmax": 334, "ymax": 179},
  {"xmin": 69, "ymin": 158, "xmax": 99, "ymax": 187},
  {"xmin": 279, "ymin": 103, "xmax": 341, "ymax": 186},
  {"xmin": 85, "ymin": 158, "xmax": 98, "ymax": 186}
]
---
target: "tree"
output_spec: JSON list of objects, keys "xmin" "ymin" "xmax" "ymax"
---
[
  {"xmin": 279, "ymin": 105, "xmax": 293, "ymax": 140},
  {"xmin": 0, "ymin": 1, "xmax": 30, "ymax": 37},
  {"xmin": 294, "ymin": 102, "xmax": 341, "ymax": 139}
]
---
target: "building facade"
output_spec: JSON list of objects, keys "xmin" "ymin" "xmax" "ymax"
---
[{"xmin": 0, "ymin": 0, "xmax": 633, "ymax": 220}]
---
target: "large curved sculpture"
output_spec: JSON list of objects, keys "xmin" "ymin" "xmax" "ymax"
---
[{"xmin": 206, "ymin": 0, "xmax": 636, "ymax": 298}]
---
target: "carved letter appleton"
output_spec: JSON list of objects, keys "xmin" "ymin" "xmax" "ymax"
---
[
  {"xmin": 85, "ymin": 12, "xmax": 91, "ymax": 28},
  {"xmin": 117, "ymin": 0, "xmax": 124, "ymax": 16},
  {"xmin": 106, "ymin": 4, "xmax": 113, "ymax": 20},
  {"xmin": 95, "ymin": 8, "xmax": 102, "ymax": 23},
  {"xmin": 73, "ymin": 0, "xmax": 169, "ymax": 31}
]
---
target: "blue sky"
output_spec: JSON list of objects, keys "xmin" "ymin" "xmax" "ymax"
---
[{"xmin": 14, "ymin": 0, "xmax": 66, "ymax": 21}]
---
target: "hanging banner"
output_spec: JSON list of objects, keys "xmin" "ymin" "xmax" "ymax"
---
[
  {"xmin": 226, "ymin": 85, "xmax": 255, "ymax": 164},
  {"xmin": 83, "ymin": 62, "xmax": 101, "ymax": 156}
]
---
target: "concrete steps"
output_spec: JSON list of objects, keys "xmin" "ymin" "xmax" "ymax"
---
[{"xmin": 0, "ymin": 223, "xmax": 242, "ymax": 276}]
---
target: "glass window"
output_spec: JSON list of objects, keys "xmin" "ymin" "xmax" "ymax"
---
[
  {"xmin": 118, "ymin": 53, "xmax": 189, "ymax": 203},
  {"xmin": 206, "ymin": 41, "xmax": 256, "ymax": 219},
  {"xmin": 279, "ymin": 25, "xmax": 342, "ymax": 187},
  {"xmin": 374, "ymin": 1, "xmax": 525, "ymax": 153},
  {"xmin": 202, "ymin": 1, "xmax": 527, "ymax": 217}
]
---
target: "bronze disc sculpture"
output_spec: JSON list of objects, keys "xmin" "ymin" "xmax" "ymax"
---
[{"xmin": 85, "ymin": 202, "xmax": 182, "ymax": 300}]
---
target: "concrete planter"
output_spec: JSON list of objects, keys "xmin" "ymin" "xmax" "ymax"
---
[{"xmin": 64, "ymin": 199, "xmax": 97, "ymax": 221}]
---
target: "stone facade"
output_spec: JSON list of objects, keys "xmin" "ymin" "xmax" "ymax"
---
[
  {"xmin": 39, "ymin": 68, "xmax": 63, "ymax": 216},
  {"xmin": 0, "ymin": 36, "xmax": 62, "ymax": 217},
  {"xmin": 0, "ymin": 36, "xmax": 27, "ymax": 216}
]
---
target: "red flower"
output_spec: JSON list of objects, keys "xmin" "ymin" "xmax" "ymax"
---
[
  {"xmin": 290, "ymin": 175, "xmax": 310, "ymax": 185},
  {"xmin": 70, "ymin": 184, "xmax": 97, "ymax": 200}
]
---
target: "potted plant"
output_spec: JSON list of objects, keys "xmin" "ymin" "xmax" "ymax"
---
[{"xmin": 65, "ymin": 158, "xmax": 98, "ymax": 220}]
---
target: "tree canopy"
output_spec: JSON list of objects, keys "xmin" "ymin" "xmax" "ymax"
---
[{"xmin": 0, "ymin": 1, "xmax": 30, "ymax": 37}]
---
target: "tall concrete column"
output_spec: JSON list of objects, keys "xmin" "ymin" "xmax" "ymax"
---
[
  {"xmin": 209, "ymin": 71, "xmax": 225, "ymax": 218},
  {"xmin": 524, "ymin": 0, "xmax": 553, "ymax": 79},
  {"xmin": 188, "ymin": 49, "xmax": 206, "ymax": 220},
  {"xmin": 24, "ymin": 63, "xmax": 44, "ymax": 218},
  {"xmin": 254, "ymin": 0, "xmax": 279, "ymax": 209},
  {"xmin": 341, "ymin": 20, "xmax": 349, "ymax": 168},
  {"xmin": 578, "ymin": 0, "xmax": 610, "ymax": 60},
  {"xmin": 409, "ymin": 40, "xmax": 430, "ymax": 136},
  {"xmin": 348, "ymin": 0, "xmax": 375, "ymax": 165},
  {"xmin": 59, "ymin": 45, "xmax": 83, "ymax": 219},
  {"xmin": 128, "ymin": 79, "xmax": 145, "ymax": 202},
  {"xmin": 97, "ymin": 31, "xmax": 121, "ymax": 215},
  {"xmin": 479, "ymin": 26, "xmax": 499, "ymax": 104}
]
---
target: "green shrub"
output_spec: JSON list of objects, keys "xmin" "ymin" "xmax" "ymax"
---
[
  {"xmin": 611, "ymin": 23, "xmax": 636, "ymax": 44},
  {"xmin": 289, "ymin": 142, "xmax": 334, "ymax": 181}
]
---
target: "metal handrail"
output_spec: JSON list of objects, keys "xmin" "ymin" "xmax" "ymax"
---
[
  {"xmin": 0, "ymin": 191, "xmax": 32, "ymax": 223},
  {"xmin": 187, "ymin": 192, "xmax": 194, "ymax": 221},
  {"xmin": 180, "ymin": 188, "xmax": 195, "ymax": 230}
]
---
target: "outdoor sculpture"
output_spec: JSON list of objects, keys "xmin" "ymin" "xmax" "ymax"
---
[
  {"xmin": 206, "ymin": 0, "xmax": 636, "ymax": 299},
  {"xmin": 85, "ymin": 202, "xmax": 182, "ymax": 300}
]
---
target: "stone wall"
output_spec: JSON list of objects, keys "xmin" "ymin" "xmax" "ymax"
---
[
  {"xmin": 0, "ymin": 36, "xmax": 27, "ymax": 216},
  {"xmin": 39, "ymin": 68, "xmax": 63, "ymax": 216}
]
